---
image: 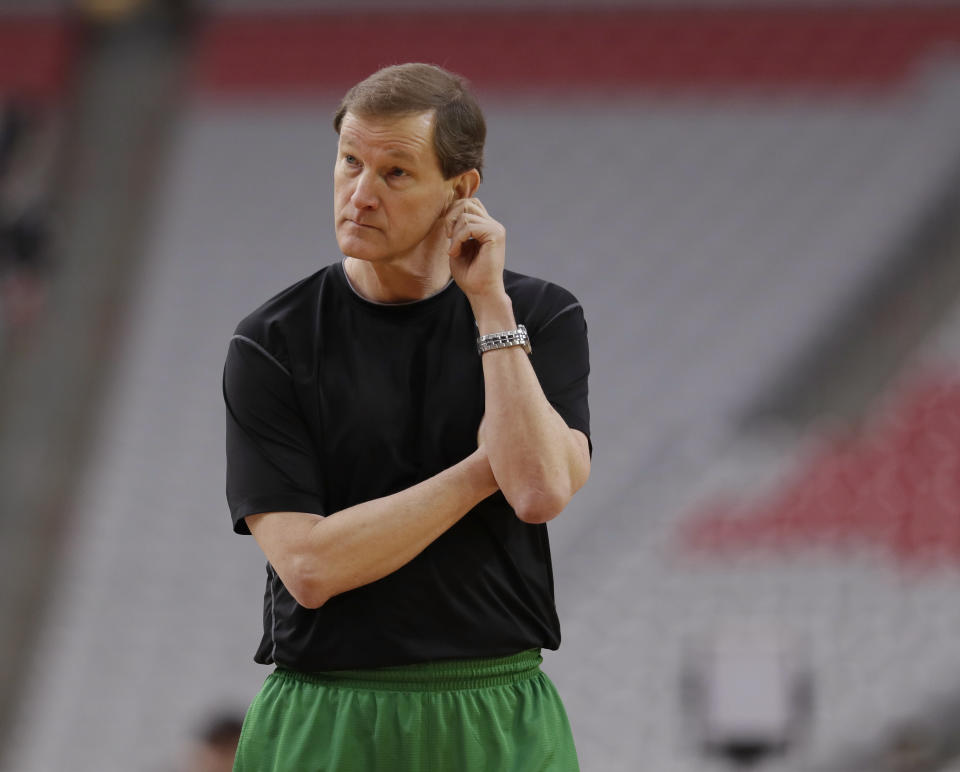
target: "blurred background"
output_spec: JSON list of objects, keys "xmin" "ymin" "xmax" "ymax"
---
[{"xmin": 2, "ymin": 1, "xmax": 960, "ymax": 770}]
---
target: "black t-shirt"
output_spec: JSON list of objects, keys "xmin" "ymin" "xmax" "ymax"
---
[{"xmin": 223, "ymin": 260, "xmax": 590, "ymax": 671}]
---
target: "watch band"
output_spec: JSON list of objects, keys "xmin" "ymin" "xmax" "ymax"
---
[{"xmin": 477, "ymin": 324, "xmax": 532, "ymax": 355}]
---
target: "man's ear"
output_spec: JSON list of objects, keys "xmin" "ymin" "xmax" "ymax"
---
[{"xmin": 452, "ymin": 169, "xmax": 481, "ymax": 200}]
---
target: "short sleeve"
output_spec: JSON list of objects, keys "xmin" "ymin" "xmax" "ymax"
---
[
  {"xmin": 223, "ymin": 334, "xmax": 326, "ymax": 534},
  {"xmin": 529, "ymin": 301, "xmax": 591, "ymax": 450}
]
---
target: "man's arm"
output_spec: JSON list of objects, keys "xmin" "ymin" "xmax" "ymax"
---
[
  {"xmin": 247, "ymin": 447, "xmax": 498, "ymax": 609},
  {"xmin": 447, "ymin": 198, "xmax": 591, "ymax": 523}
]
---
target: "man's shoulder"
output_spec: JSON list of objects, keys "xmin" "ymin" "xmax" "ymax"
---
[
  {"xmin": 503, "ymin": 269, "xmax": 583, "ymax": 328},
  {"xmin": 231, "ymin": 264, "xmax": 339, "ymax": 370},
  {"xmin": 234, "ymin": 265, "xmax": 333, "ymax": 341},
  {"xmin": 504, "ymin": 269, "xmax": 579, "ymax": 303}
]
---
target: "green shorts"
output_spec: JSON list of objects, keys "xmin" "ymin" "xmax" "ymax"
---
[{"xmin": 233, "ymin": 649, "xmax": 579, "ymax": 772}]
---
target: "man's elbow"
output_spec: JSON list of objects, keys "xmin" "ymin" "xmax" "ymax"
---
[
  {"xmin": 509, "ymin": 462, "xmax": 589, "ymax": 523},
  {"xmin": 284, "ymin": 557, "xmax": 332, "ymax": 609},
  {"xmin": 286, "ymin": 579, "xmax": 330, "ymax": 610},
  {"xmin": 511, "ymin": 489, "xmax": 570, "ymax": 524}
]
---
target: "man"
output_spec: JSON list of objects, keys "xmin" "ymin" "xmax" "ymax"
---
[{"xmin": 223, "ymin": 62, "xmax": 591, "ymax": 771}]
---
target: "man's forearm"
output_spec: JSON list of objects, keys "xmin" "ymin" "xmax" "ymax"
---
[
  {"xmin": 446, "ymin": 197, "xmax": 589, "ymax": 522},
  {"xmin": 472, "ymin": 292, "xmax": 590, "ymax": 523},
  {"xmin": 247, "ymin": 449, "xmax": 498, "ymax": 608}
]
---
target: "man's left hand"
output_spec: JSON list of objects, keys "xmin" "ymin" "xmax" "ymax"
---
[{"xmin": 446, "ymin": 198, "xmax": 506, "ymax": 301}]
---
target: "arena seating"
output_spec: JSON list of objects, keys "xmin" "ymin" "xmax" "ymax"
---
[
  {"xmin": 4, "ymin": 5, "xmax": 960, "ymax": 772},
  {"xmin": 682, "ymin": 371, "xmax": 960, "ymax": 566}
]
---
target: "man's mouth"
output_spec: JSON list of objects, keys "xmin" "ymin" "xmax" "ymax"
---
[{"xmin": 346, "ymin": 218, "xmax": 377, "ymax": 230}]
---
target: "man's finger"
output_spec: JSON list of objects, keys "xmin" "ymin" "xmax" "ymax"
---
[
  {"xmin": 449, "ymin": 215, "xmax": 491, "ymax": 253},
  {"xmin": 467, "ymin": 198, "xmax": 488, "ymax": 216}
]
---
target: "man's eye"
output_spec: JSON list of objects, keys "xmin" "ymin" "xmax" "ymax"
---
[
  {"xmin": 344, "ymin": 154, "xmax": 359, "ymax": 165},
  {"xmin": 389, "ymin": 168, "xmax": 407, "ymax": 178}
]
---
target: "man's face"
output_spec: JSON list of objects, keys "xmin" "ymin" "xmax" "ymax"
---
[{"xmin": 334, "ymin": 110, "xmax": 454, "ymax": 265}]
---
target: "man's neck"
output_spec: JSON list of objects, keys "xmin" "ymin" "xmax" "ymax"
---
[{"xmin": 343, "ymin": 253, "xmax": 452, "ymax": 304}]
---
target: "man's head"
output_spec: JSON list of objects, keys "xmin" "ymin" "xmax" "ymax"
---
[
  {"xmin": 332, "ymin": 64, "xmax": 485, "ymax": 267},
  {"xmin": 334, "ymin": 63, "xmax": 485, "ymax": 182}
]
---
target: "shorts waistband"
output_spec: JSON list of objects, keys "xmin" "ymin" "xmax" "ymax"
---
[{"xmin": 275, "ymin": 649, "xmax": 543, "ymax": 692}]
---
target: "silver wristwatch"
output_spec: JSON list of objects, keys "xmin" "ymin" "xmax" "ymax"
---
[{"xmin": 477, "ymin": 324, "xmax": 532, "ymax": 355}]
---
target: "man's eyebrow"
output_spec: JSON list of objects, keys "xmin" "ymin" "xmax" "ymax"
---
[
  {"xmin": 339, "ymin": 140, "xmax": 419, "ymax": 165},
  {"xmin": 381, "ymin": 147, "xmax": 418, "ymax": 164}
]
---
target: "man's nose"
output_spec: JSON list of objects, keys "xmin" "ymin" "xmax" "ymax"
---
[{"xmin": 351, "ymin": 171, "xmax": 380, "ymax": 210}]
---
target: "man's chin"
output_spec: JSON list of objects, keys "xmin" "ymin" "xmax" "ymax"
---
[{"xmin": 336, "ymin": 237, "xmax": 381, "ymax": 263}]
